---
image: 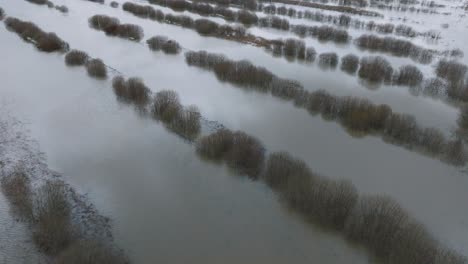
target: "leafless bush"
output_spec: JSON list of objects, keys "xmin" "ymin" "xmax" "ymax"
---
[
  {"xmin": 112, "ymin": 76, "xmax": 151, "ymax": 107},
  {"xmin": 169, "ymin": 105, "xmax": 201, "ymax": 140},
  {"xmin": 282, "ymin": 38, "xmax": 306, "ymax": 59},
  {"xmin": 123, "ymin": 2, "xmax": 156, "ymax": 19},
  {"xmin": 376, "ymin": 23, "xmax": 394, "ymax": 34},
  {"xmin": 270, "ymin": 78, "xmax": 304, "ymax": 101},
  {"xmin": 395, "ymin": 24, "xmax": 417, "ymax": 37},
  {"xmin": 262, "ymin": 152, "xmax": 313, "ymax": 191},
  {"xmin": 1, "ymin": 166, "xmax": 34, "ymax": 221},
  {"xmin": 88, "ymin": 15, "xmax": 120, "ymax": 32},
  {"xmin": 88, "ymin": 14, "xmax": 143, "ymax": 41},
  {"xmin": 340, "ymin": 54, "xmax": 359, "ymax": 74},
  {"xmin": 383, "ymin": 113, "xmax": 418, "ymax": 144},
  {"xmin": 25, "ymin": 0, "xmax": 48, "ymax": 5},
  {"xmin": 147, "ymin": 36, "xmax": 181, "ymax": 54},
  {"xmin": 214, "ymin": 6, "xmax": 236, "ymax": 21},
  {"xmin": 0, "ymin": 7, "xmax": 4, "ymax": 20},
  {"xmin": 5, "ymin": 17, "xmax": 69, "ymax": 52},
  {"xmin": 194, "ymin": 19, "xmax": 219, "ymax": 35},
  {"xmin": 196, "ymin": 129, "xmax": 234, "ymax": 161},
  {"xmin": 318, "ymin": 52, "xmax": 338, "ymax": 69},
  {"xmin": 152, "ymin": 90, "xmax": 183, "ymax": 123},
  {"xmin": 436, "ymin": 60, "xmax": 467, "ymax": 84},
  {"xmin": 458, "ymin": 106, "xmax": 468, "ymax": 137},
  {"xmin": 56, "ymin": 240, "xmax": 127, "ymax": 264},
  {"xmin": 192, "ymin": 2, "xmax": 214, "ymax": 16},
  {"xmin": 422, "ymin": 78, "xmax": 445, "ymax": 97},
  {"xmin": 196, "ymin": 129, "xmax": 265, "ymax": 178},
  {"xmin": 86, "ymin": 59, "xmax": 107, "ymax": 79},
  {"xmin": 65, "ymin": 50, "xmax": 89, "ymax": 66},
  {"xmin": 54, "ymin": 5, "xmax": 69, "ymax": 13},
  {"xmin": 358, "ymin": 56, "xmax": 393, "ymax": 83},
  {"xmin": 355, "ymin": 34, "xmax": 434, "ymax": 64},
  {"xmin": 435, "ymin": 248, "xmax": 467, "ymax": 264},
  {"xmin": 33, "ymin": 180, "xmax": 72, "ymax": 255},
  {"xmin": 393, "ymin": 65, "xmax": 423, "ymax": 87},
  {"xmin": 305, "ymin": 47, "xmax": 316, "ymax": 63},
  {"xmin": 110, "ymin": 1, "xmax": 119, "ymax": 8},
  {"xmin": 309, "ymin": 25, "xmax": 349, "ymax": 43},
  {"xmin": 237, "ymin": 10, "xmax": 258, "ymax": 25},
  {"xmin": 444, "ymin": 138, "xmax": 465, "ymax": 166}
]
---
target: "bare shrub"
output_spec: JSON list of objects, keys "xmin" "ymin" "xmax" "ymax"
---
[
  {"xmin": 146, "ymin": 36, "xmax": 181, "ymax": 54},
  {"xmin": 114, "ymin": 24, "xmax": 144, "ymax": 41},
  {"xmin": 376, "ymin": 23, "xmax": 394, "ymax": 34},
  {"xmin": 435, "ymin": 248, "xmax": 467, "ymax": 264},
  {"xmin": 270, "ymin": 78, "xmax": 304, "ymax": 100},
  {"xmin": 56, "ymin": 240, "xmax": 127, "ymax": 264},
  {"xmin": 196, "ymin": 130, "xmax": 265, "ymax": 178},
  {"xmin": 88, "ymin": 15, "xmax": 120, "ymax": 32},
  {"xmin": 196, "ymin": 129, "xmax": 234, "ymax": 160},
  {"xmin": 262, "ymin": 152, "xmax": 313, "ymax": 191},
  {"xmin": 344, "ymin": 195, "xmax": 444, "ymax": 264},
  {"xmin": 123, "ymin": 2, "xmax": 154, "ymax": 18},
  {"xmin": 5, "ymin": 17, "xmax": 69, "ymax": 52},
  {"xmin": 318, "ymin": 52, "xmax": 338, "ymax": 69},
  {"xmin": 383, "ymin": 113, "xmax": 418, "ymax": 144},
  {"xmin": 110, "ymin": 1, "xmax": 119, "ymax": 8},
  {"xmin": 179, "ymin": 15, "xmax": 194, "ymax": 28},
  {"xmin": 422, "ymin": 78, "xmax": 445, "ymax": 97},
  {"xmin": 457, "ymin": 106, "xmax": 468, "ymax": 136},
  {"xmin": 169, "ymin": 105, "xmax": 201, "ymax": 140},
  {"xmin": 192, "ymin": 2, "xmax": 214, "ymax": 16},
  {"xmin": 86, "ymin": 58, "xmax": 107, "ymax": 79},
  {"xmin": 1, "ymin": 166, "xmax": 34, "ymax": 221},
  {"xmin": 25, "ymin": 0, "xmax": 48, "ymax": 5},
  {"xmin": 355, "ymin": 34, "xmax": 433, "ymax": 64},
  {"xmin": 65, "ymin": 50, "xmax": 89, "ymax": 66},
  {"xmin": 194, "ymin": 19, "xmax": 219, "ymax": 35},
  {"xmin": 214, "ymin": 6, "xmax": 236, "ymax": 21},
  {"xmin": 436, "ymin": 60, "xmax": 467, "ymax": 84},
  {"xmin": 55, "ymin": 5, "xmax": 69, "ymax": 13},
  {"xmin": 358, "ymin": 56, "xmax": 393, "ymax": 83},
  {"xmin": 394, "ymin": 65, "xmax": 423, "ymax": 86},
  {"xmin": 309, "ymin": 25, "xmax": 349, "ymax": 43},
  {"xmin": 88, "ymin": 14, "xmax": 143, "ymax": 41},
  {"xmin": 112, "ymin": 76, "xmax": 151, "ymax": 107},
  {"xmin": 0, "ymin": 8, "xmax": 4, "ymax": 21},
  {"xmin": 340, "ymin": 54, "xmax": 359, "ymax": 74},
  {"xmin": 152, "ymin": 90, "xmax": 182, "ymax": 123},
  {"xmin": 237, "ymin": 10, "xmax": 258, "ymax": 25},
  {"xmin": 395, "ymin": 24, "xmax": 416, "ymax": 37},
  {"xmin": 305, "ymin": 47, "xmax": 316, "ymax": 63},
  {"xmin": 444, "ymin": 138, "xmax": 465, "ymax": 166},
  {"xmin": 33, "ymin": 180, "xmax": 72, "ymax": 255},
  {"xmin": 282, "ymin": 38, "xmax": 306, "ymax": 59}
]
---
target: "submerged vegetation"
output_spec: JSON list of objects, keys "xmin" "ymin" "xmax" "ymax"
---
[
  {"xmin": 147, "ymin": 35, "xmax": 181, "ymax": 54},
  {"xmin": 355, "ymin": 34, "xmax": 434, "ymax": 64},
  {"xmin": 4, "ymin": 17, "xmax": 69, "ymax": 52},
  {"xmin": 65, "ymin": 50, "xmax": 89, "ymax": 66},
  {"xmin": 185, "ymin": 50, "xmax": 465, "ymax": 166},
  {"xmin": 88, "ymin": 15, "xmax": 144, "ymax": 41}
]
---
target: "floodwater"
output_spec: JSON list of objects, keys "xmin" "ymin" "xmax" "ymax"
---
[{"xmin": 0, "ymin": 0, "xmax": 467, "ymax": 263}]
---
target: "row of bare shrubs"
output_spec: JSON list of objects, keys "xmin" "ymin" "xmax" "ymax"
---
[
  {"xmin": 257, "ymin": 0, "xmax": 382, "ymax": 16},
  {"xmin": 24, "ymin": 0, "xmax": 69, "ymax": 13},
  {"xmin": 195, "ymin": 130, "xmax": 466, "ymax": 263},
  {"xmin": 260, "ymin": 4, "xmax": 419, "ymax": 38},
  {"xmin": 112, "ymin": 76, "xmax": 201, "ymax": 140},
  {"xmin": 0, "ymin": 167, "xmax": 126, "ymax": 262},
  {"xmin": 64, "ymin": 49, "xmax": 108, "ymax": 79},
  {"xmin": 146, "ymin": 35, "xmax": 181, "ymax": 54},
  {"xmin": 185, "ymin": 50, "xmax": 465, "ymax": 165},
  {"xmin": 436, "ymin": 60, "xmax": 468, "ymax": 103},
  {"xmin": 88, "ymin": 14, "xmax": 144, "ymax": 41},
  {"xmin": 4, "ymin": 17, "xmax": 69, "ymax": 52},
  {"xmin": 355, "ymin": 34, "xmax": 434, "ymax": 64},
  {"xmin": 152, "ymin": 0, "xmax": 258, "ymax": 10},
  {"xmin": 131, "ymin": 1, "xmax": 350, "ymax": 44}
]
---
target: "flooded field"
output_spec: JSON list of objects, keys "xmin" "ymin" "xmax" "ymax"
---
[{"xmin": 0, "ymin": 0, "xmax": 467, "ymax": 263}]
